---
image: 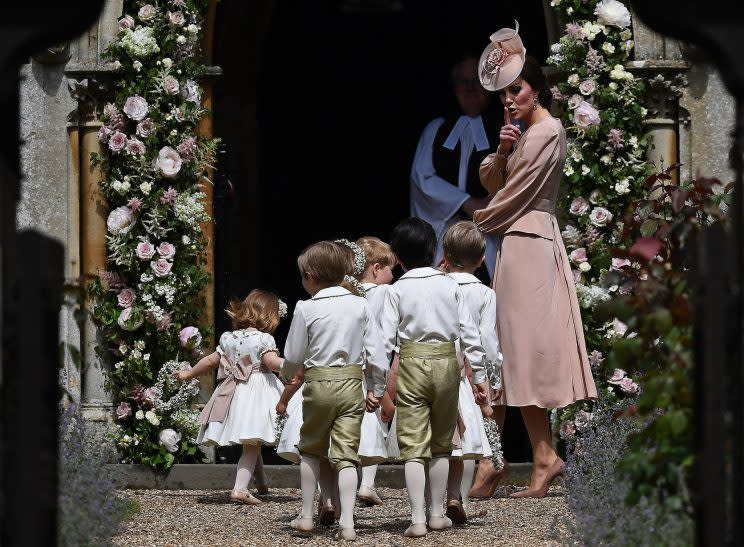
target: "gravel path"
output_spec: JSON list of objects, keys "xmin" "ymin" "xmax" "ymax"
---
[{"xmin": 113, "ymin": 485, "xmax": 574, "ymax": 546}]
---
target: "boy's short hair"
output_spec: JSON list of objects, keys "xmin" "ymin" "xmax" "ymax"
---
[
  {"xmin": 442, "ymin": 221, "xmax": 485, "ymax": 268},
  {"xmin": 390, "ymin": 217, "xmax": 437, "ymax": 269},
  {"xmin": 297, "ymin": 241, "xmax": 348, "ymax": 285},
  {"xmin": 355, "ymin": 236, "xmax": 396, "ymax": 280}
]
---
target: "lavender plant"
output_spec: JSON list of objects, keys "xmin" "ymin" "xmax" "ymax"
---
[{"xmin": 58, "ymin": 404, "xmax": 131, "ymax": 546}]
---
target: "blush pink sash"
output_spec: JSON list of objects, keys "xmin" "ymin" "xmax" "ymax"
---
[{"xmin": 200, "ymin": 354, "xmax": 262, "ymax": 425}]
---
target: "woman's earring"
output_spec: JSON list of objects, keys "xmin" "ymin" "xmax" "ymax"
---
[{"xmin": 532, "ymin": 95, "xmax": 538, "ymax": 111}]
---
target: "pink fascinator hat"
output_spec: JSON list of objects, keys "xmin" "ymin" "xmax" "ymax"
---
[{"xmin": 478, "ymin": 20, "xmax": 527, "ymax": 91}]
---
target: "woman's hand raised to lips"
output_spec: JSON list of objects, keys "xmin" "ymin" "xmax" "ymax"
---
[{"xmin": 498, "ymin": 107, "xmax": 521, "ymax": 155}]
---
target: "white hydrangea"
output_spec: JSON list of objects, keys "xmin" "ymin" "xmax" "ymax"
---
[{"xmin": 120, "ymin": 27, "xmax": 161, "ymax": 58}]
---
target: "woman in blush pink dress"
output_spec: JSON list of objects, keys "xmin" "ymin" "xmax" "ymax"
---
[{"xmin": 472, "ymin": 24, "xmax": 597, "ymax": 498}]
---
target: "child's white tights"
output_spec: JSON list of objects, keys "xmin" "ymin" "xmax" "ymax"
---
[
  {"xmin": 300, "ymin": 455, "xmax": 320, "ymax": 519},
  {"xmin": 337, "ymin": 467, "xmax": 358, "ymax": 529},
  {"xmin": 360, "ymin": 464, "xmax": 378, "ymax": 488},
  {"xmin": 427, "ymin": 457, "xmax": 449, "ymax": 518},
  {"xmin": 462, "ymin": 459, "xmax": 476, "ymax": 510},
  {"xmin": 233, "ymin": 444, "xmax": 260, "ymax": 493},
  {"xmin": 404, "ymin": 461, "xmax": 427, "ymax": 524}
]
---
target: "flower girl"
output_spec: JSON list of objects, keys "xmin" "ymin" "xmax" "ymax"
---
[{"xmin": 174, "ymin": 289, "xmax": 286, "ymax": 505}]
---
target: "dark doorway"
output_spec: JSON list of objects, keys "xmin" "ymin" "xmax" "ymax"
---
[{"xmin": 214, "ymin": 0, "xmax": 547, "ymax": 464}]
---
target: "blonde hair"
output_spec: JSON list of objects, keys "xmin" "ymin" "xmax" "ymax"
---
[
  {"xmin": 297, "ymin": 241, "xmax": 363, "ymax": 296},
  {"xmin": 442, "ymin": 221, "xmax": 486, "ymax": 269},
  {"xmin": 226, "ymin": 289, "xmax": 281, "ymax": 333},
  {"xmin": 354, "ymin": 236, "xmax": 396, "ymax": 280}
]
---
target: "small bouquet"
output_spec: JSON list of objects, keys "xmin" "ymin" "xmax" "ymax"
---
[
  {"xmin": 483, "ymin": 417, "xmax": 505, "ymax": 471},
  {"xmin": 274, "ymin": 412, "xmax": 289, "ymax": 440}
]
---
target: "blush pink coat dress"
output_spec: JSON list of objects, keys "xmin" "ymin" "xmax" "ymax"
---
[{"xmin": 473, "ymin": 116, "xmax": 597, "ymax": 408}]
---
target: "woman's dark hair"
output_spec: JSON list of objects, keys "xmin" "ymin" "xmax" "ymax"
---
[
  {"xmin": 390, "ymin": 217, "xmax": 437, "ymax": 269},
  {"xmin": 520, "ymin": 55, "xmax": 552, "ymax": 109}
]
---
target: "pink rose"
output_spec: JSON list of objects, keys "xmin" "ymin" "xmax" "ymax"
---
[
  {"xmin": 162, "ymin": 76, "xmax": 180, "ymax": 95},
  {"xmin": 173, "ymin": 108, "xmax": 185, "ymax": 123},
  {"xmin": 574, "ymin": 100, "xmax": 601, "ymax": 128},
  {"xmin": 117, "ymin": 306, "xmax": 144, "ymax": 331},
  {"xmin": 151, "ymin": 258, "xmax": 173, "ymax": 277},
  {"xmin": 157, "ymin": 242, "xmax": 176, "ymax": 260},
  {"xmin": 117, "ymin": 287, "xmax": 136, "ymax": 308},
  {"xmin": 611, "ymin": 257, "xmax": 632, "ymax": 270},
  {"xmin": 136, "ymin": 241, "xmax": 156, "ymax": 260},
  {"xmin": 143, "ymin": 387, "xmax": 158, "ymax": 405},
  {"xmin": 108, "ymin": 131, "xmax": 128, "ymax": 154},
  {"xmin": 589, "ymin": 207, "xmax": 613, "ymax": 227},
  {"xmin": 589, "ymin": 189, "xmax": 602, "ymax": 204},
  {"xmin": 567, "ymin": 94, "xmax": 582, "ymax": 110},
  {"xmin": 123, "ymin": 95, "xmax": 149, "ymax": 121},
  {"xmin": 136, "ymin": 118, "xmax": 155, "ymax": 138},
  {"xmin": 569, "ymin": 196, "xmax": 590, "ymax": 216},
  {"xmin": 126, "ymin": 137, "xmax": 146, "ymax": 156},
  {"xmin": 138, "ymin": 4, "xmax": 157, "ymax": 22},
  {"xmin": 155, "ymin": 146, "xmax": 182, "ymax": 178},
  {"xmin": 608, "ymin": 368, "xmax": 626, "ymax": 384},
  {"xmin": 620, "ymin": 376, "xmax": 639, "ymax": 395},
  {"xmin": 98, "ymin": 125, "xmax": 112, "ymax": 143},
  {"xmin": 168, "ymin": 10, "xmax": 185, "ymax": 26},
  {"xmin": 579, "ymin": 79, "xmax": 597, "ymax": 96},
  {"xmin": 560, "ymin": 420, "xmax": 576, "ymax": 440},
  {"xmin": 115, "ymin": 401, "xmax": 132, "ymax": 420},
  {"xmin": 569, "ymin": 248, "xmax": 588, "ymax": 265},
  {"xmin": 119, "ymin": 15, "xmax": 135, "ymax": 30},
  {"xmin": 179, "ymin": 326, "xmax": 202, "ymax": 349}
]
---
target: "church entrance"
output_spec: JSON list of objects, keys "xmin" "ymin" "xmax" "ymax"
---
[{"xmin": 213, "ymin": 0, "xmax": 550, "ymax": 464}]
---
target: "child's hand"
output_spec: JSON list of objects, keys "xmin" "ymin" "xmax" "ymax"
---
[
  {"xmin": 366, "ymin": 391, "xmax": 380, "ymax": 413},
  {"xmin": 491, "ymin": 388, "xmax": 503, "ymax": 402},
  {"xmin": 480, "ymin": 404, "xmax": 494, "ymax": 419},
  {"xmin": 276, "ymin": 400, "xmax": 288, "ymax": 415},
  {"xmin": 171, "ymin": 370, "xmax": 191, "ymax": 382},
  {"xmin": 473, "ymin": 382, "xmax": 489, "ymax": 406}
]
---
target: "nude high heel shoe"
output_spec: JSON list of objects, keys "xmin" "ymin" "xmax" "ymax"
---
[{"xmin": 510, "ymin": 457, "xmax": 564, "ymax": 498}]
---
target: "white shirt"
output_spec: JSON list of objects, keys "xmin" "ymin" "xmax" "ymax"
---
[
  {"xmin": 449, "ymin": 272, "xmax": 503, "ymax": 389},
  {"xmin": 378, "ymin": 267, "xmax": 487, "ymax": 384},
  {"xmin": 216, "ymin": 328, "xmax": 278, "ymax": 365},
  {"xmin": 410, "ymin": 116, "xmax": 500, "ymax": 278},
  {"xmin": 362, "ymin": 282, "xmax": 388, "ymax": 323},
  {"xmin": 282, "ymin": 286, "xmax": 388, "ymax": 397}
]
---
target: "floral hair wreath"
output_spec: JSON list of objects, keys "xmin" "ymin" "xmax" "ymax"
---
[
  {"xmin": 277, "ymin": 299, "xmax": 288, "ymax": 318},
  {"xmin": 334, "ymin": 238, "xmax": 366, "ymax": 275}
]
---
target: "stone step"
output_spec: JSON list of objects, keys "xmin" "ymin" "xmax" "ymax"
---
[{"xmin": 110, "ymin": 463, "xmax": 536, "ymax": 490}]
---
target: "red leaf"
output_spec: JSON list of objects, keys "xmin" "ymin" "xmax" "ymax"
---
[{"xmin": 630, "ymin": 237, "xmax": 664, "ymax": 261}]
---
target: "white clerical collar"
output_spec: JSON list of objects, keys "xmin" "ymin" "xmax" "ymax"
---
[{"xmin": 442, "ymin": 115, "xmax": 490, "ymax": 152}]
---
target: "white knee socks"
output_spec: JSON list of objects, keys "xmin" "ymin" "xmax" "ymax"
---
[
  {"xmin": 233, "ymin": 445, "xmax": 259, "ymax": 492},
  {"xmin": 337, "ymin": 467, "xmax": 358, "ymax": 529},
  {"xmin": 300, "ymin": 455, "xmax": 320, "ymax": 519},
  {"xmin": 462, "ymin": 459, "xmax": 476, "ymax": 511},
  {"xmin": 427, "ymin": 457, "xmax": 449, "ymax": 518},
  {"xmin": 318, "ymin": 457, "xmax": 334, "ymax": 505},
  {"xmin": 404, "ymin": 461, "xmax": 427, "ymax": 524},
  {"xmin": 361, "ymin": 464, "xmax": 378, "ymax": 489}
]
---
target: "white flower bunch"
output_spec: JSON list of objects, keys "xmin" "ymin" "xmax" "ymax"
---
[
  {"xmin": 576, "ymin": 283, "xmax": 612, "ymax": 309},
  {"xmin": 173, "ymin": 191, "xmax": 209, "ymax": 228},
  {"xmin": 170, "ymin": 409, "xmax": 201, "ymax": 441},
  {"xmin": 153, "ymin": 360, "xmax": 200, "ymax": 412},
  {"xmin": 120, "ymin": 27, "xmax": 161, "ymax": 58},
  {"xmin": 334, "ymin": 238, "xmax": 366, "ymax": 274}
]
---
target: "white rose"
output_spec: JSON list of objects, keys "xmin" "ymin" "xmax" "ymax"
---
[
  {"xmin": 602, "ymin": 42, "xmax": 616, "ymax": 55},
  {"xmin": 579, "ymin": 262, "xmax": 592, "ymax": 272},
  {"xmin": 162, "ymin": 57, "xmax": 173, "ymax": 68},
  {"xmin": 158, "ymin": 428, "xmax": 182, "ymax": 452},
  {"xmin": 595, "ymin": 0, "xmax": 632, "ymax": 29},
  {"xmin": 567, "ymin": 94, "xmax": 582, "ymax": 110},
  {"xmin": 569, "ymin": 197, "xmax": 591, "ymax": 216},
  {"xmin": 145, "ymin": 410, "xmax": 160, "ymax": 426},
  {"xmin": 187, "ymin": 24, "xmax": 199, "ymax": 35},
  {"xmin": 581, "ymin": 165, "xmax": 591, "ymax": 175},
  {"xmin": 567, "ymin": 73, "xmax": 580, "ymax": 87},
  {"xmin": 177, "ymin": 35, "xmax": 187, "ymax": 44},
  {"xmin": 123, "ymin": 95, "xmax": 149, "ymax": 121},
  {"xmin": 139, "ymin": 182, "xmax": 152, "ymax": 195},
  {"xmin": 180, "ymin": 80, "xmax": 201, "ymax": 104},
  {"xmin": 168, "ymin": 10, "xmax": 185, "ymax": 27},
  {"xmin": 155, "ymin": 146, "xmax": 183, "ymax": 178},
  {"xmin": 136, "ymin": 410, "xmax": 145, "ymax": 420},
  {"xmin": 106, "ymin": 206, "xmax": 135, "ymax": 234},
  {"xmin": 133, "ymin": 60, "xmax": 142, "ymax": 71},
  {"xmin": 609, "ymin": 82, "xmax": 618, "ymax": 90},
  {"xmin": 615, "ymin": 180, "xmax": 630, "ymax": 195}
]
